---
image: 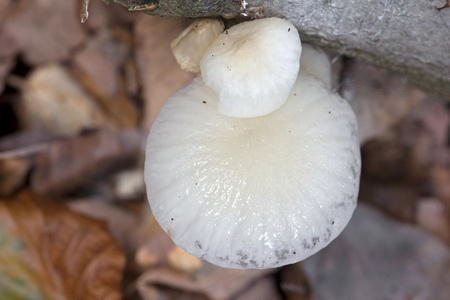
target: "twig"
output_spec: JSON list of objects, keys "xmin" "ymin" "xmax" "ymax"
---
[
  {"xmin": 436, "ymin": 0, "xmax": 450, "ymax": 11},
  {"xmin": 0, "ymin": 143, "xmax": 49, "ymax": 160},
  {"xmin": 80, "ymin": 0, "xmax": 90, "ymax": 23}
]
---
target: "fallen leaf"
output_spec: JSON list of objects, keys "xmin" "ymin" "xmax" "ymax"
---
[
  {"xmin": 67, "ymin": 198, "xmax": 141, "ymax": 255},
  {"xmin": 81, "ymin": 0, "xmax": 109, "ymax": 32},
  {"xmin": 167, "ymin": 246, "xmax": 203, "ymax": 273},
  {"xmin": 0, "ymin": 127, "xmax": 56, "ymax": 152},
  {"xmin": 302, "ymin": 204, "xmax": 450, "ymax": 300},
  {"xmin": 416, "ymin": 197, "xmax": 450, "ymax": 245},
  {"xmin": 137, "ymin": 265, "xmax": 274, "ymax": 300},
  {"xmin": 340, "ymin": 59, "xmax": 426, "ymax": 144},
  {"xmin": 135, "ymin": 233, "xmax": 173, "ymax": 268},
  {"xmin": 0, "ymin": 158, "xmax": 30, "ymax": 197},
  {"xmin": 134, "ymin": 16, "xmax": 195, "ymax": 130},
  {"xmin": 398, "ymin": 99, "xmax": 450, "ymax": 167},
  {"xmin": 0, "ymin": 0, "xmax": 11, "ymax": 21},
  {"xmin": 234, "ymin": 276, "xmax": 282, "ymax": 300},
  {"xmin": 358, "ymin": 179, "xmax": 419, "ymax": 223},
  {"xmin": 0, "ymin": 58, "xmax": 15, "ymax": 94},
  {"xmin": 2, "ymin": 0, "xmax": 86, "ymax": 65},
  {"xmin": 30, "ymin": 129, "xmax": 144, "ymax": 196},
  {"xmin": 0, "ymin": 128, "xmax": 56, "ymax": 197},
  {"xmin": 276, "ymin": 263, "xmax": 312, "ymax": 300},
  {"xmin": 134, "ymin": 207, "xmax": 179, "ymax": 270},
  {"xmin": 432, "ymin": 165, "xmax": 450, "ymax": 210},
  {"xmin": 72, "ymin": 30, "xmax": 139, "ymax": 128},
  {"xmin": 73, "ymin": 32, "xmax": 125, "ymax": 99},
  {"xmin": 19, "ymin": 64, "xmax": 113, "ymax": 136},
  {"xmin": 361, "ymin": 136, "xmax": 416, "ymax": 183},
  {"xmin": 0, "ymin": 1, "xmax": 21, "ymax": 60},
  {"xmin": 0, "ymin": 190, "xmax": 125, "ymax": 300}
]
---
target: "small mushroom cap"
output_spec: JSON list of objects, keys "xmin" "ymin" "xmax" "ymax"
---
[
  {"xmin": 200, "ymin": 18, "xmax": 301, "ymax": 118},
  {"xmin": 171, "ymin": 19, "xmax": 225, "ymax": 73},
  {"xmin": 145, "ymin": 71, "xmax": 361, "ymax": 269},
  {"xmin": 300, "ymin": 44, "xmax": 332, "ymax": 89}
]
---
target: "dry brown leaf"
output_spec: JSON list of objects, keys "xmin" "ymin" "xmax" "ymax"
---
[
  {"xmin": 0, "ymin": 58, "xmax": 15, "ymax": 94},
  {"xmin": 302, "ymin": 204, "xmax": 450, "ymax": 300},
  {"xmin": 135, "ymin": 232, "xmax": 174, "ymax": 269},
  {"xmin": 277, "ymin": 263, "xmax": 312, "ymax": 300},
  {"xmin": 234, "ymin": 276, "xmax": 282, "ymax": 300},
  {"xmin": 67, "ymin": 198, "xmax": 141, "ymax": 255},
  {"xmin": 137, "ymin": 265, "xmax": 274, "ymax": 300},
  {"xmin": 0, "ymin": 1, "xmax": 21, "ymax": 60},
  {"xmin": 73, "ymin": 33, "xmax": 125, "ymax": 99},
  {"xmin": 0, "ymin": 190, "xmax": 125, "ymax": 300},
  {"xmin": 0, "ymin": 127, "xmax": 56, "ymax": 152},
  {"xmin": 72, "ymin": 30, "xmax": 139, "ymax": 128},
  {"xmin": 0, "ymin": 0, "xmax": 11, "ymax": 22},
  {"xmin": 134, "ymin": 16, "xmax": 195, "ymax": 130},
  {"xmin": 1, "ymin": 0, "xmax": 85, "ymax": 65},
  {"xmin": 398, "ymin": 99, "xmax": 450, "ymax": 167},
  {"xmin": 358, "ymin": 179, "xmax": 419, "ymax": 223},
  {"xmin": 167, "ymin": 246, "xmax": 203, "ymax": 273},
  {"xmin": 81, "ymin": 0, "xmax": 109, "ymax": 32},
  {"xmin": 432, "ymin": 165, "xmax": 450, "ymax": 210},
  {"xmin": 0, "ymin": 128, "xmax": 57, "ymax": 197},
  {"xmin": 416, "ymin": 197, "xmax": 450, "ymax": 245},
  {"xmin": 0, "ymin": 158, "xmax": 30, "ymax": 197},
  {"xmin": 135, "ymin": 206, "xmax": 177, "ymax": 269},
  {"xmin": 340, "ymin": 59, "xmax": 427, "ymax": 144},
  {"xmin": 30, "ymin": 129, "xmax": 144, "ymax": 196},
  {"xmin": 19, "ymin": 64, "xmax": 113, "ymax": 136}
]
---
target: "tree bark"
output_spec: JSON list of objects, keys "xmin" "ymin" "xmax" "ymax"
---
[{"xmin": 114, "ymin": 0, "xmax": 450, "ymax": 100}]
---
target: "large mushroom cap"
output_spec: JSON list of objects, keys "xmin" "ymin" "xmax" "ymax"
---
[
  {"xmin": 145, "ymin": 71, "xmax": 361, "ymax": 269},
  {"xmin": 200, "ymin": 18, "xmax": 301, "ymax": 118}
]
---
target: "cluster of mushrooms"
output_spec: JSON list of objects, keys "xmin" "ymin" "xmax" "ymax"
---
[{"xmin": 145, "ymin": 18, "xmax": 361, "ymax": 269}]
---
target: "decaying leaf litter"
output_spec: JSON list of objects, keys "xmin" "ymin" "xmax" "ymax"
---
[{"xmin": 0, "ymin": 0, "xmax": 449, "ymax": 299}]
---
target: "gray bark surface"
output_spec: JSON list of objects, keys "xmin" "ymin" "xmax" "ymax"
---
[{"xmin": 114, "ymin": 0, "xmax": 450, "ymax": 99}]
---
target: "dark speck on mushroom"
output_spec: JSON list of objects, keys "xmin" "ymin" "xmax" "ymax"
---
[
  {"xmin": 312, "ymin": 237, "xmax": 320, "ymax": 245},
  {"xmin": 202, "ymin": 101, "xmax": 207, "ymax": 104},
  {"xmin": 294, "ymin": 93, "xmax": 297, "ymax": 96},
  {"xmin": 288, "ymin": 28, "xmax": 291, "ymax": 32},
  {"xmin": 171, "ymin": 218, "xmax": 174, "ymax": 221},
  {"xmin": 275, "ymin": 249, "xmax": 289, "ymax": 260},
  {"xmin": 302, "ymin": 240, "xmax": 311, "ymax": 249},
  {"xmin": 195, "ymin": 240, "xmax": 202, "ymax": 249}
]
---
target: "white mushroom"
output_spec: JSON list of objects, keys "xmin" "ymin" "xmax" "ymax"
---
[
  {"xmin": 145, "ymin": 72, "xmax": 361, "ymax": 269},
  {"xmin": 300, "ymin": 44, "xmax": 332, "ymax": 89},
  {"xmin": 200, "ymin": 18, "xmax": 302, "ymax": 118},
  {"xmin": 171, "ymin": 19, "xmax": 225, "ymax": 73}
]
